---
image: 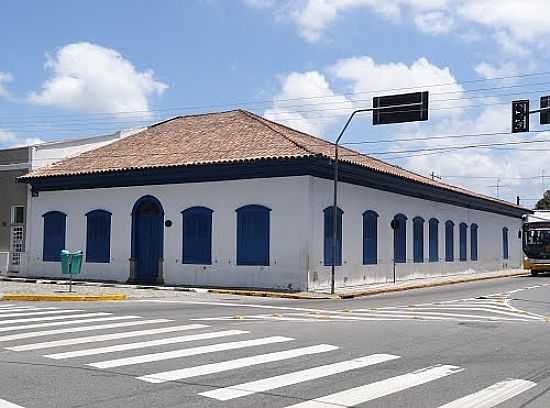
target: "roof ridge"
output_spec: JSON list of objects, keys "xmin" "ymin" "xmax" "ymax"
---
[{"xmin": 238, "ymin": 110, "xmax": 319, "ymax": 156}]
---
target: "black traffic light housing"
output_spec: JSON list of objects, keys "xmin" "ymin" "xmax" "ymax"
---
[
  {"xmin": 541, "ymin": 96, "xmax": 550, "ymax": 125},
  {"xmin": 512, "ymin": 100, "xmax": 530, "ymax": 133}
]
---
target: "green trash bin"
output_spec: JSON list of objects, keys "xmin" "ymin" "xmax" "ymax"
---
[
  {"xmin": 59, "ymin": 250, "xmax": 83, "ymax": 292},
  {"xmin": 60, "ymin": 250, "xmax": 71, "ymax": 275},
  {"xmin": 69, "ymin": 251, "xmax": 83, "ymax": 275}
]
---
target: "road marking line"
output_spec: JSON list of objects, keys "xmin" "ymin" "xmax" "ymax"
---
[
  {"xmin": 201, "ymin": 353, "xmax": 401, "ymax": 401},
  {"xmin": 0, "ymin": 310, "xmax": 84, "ymax": 319},
  {"xmin": 0, "ymin": 319, "xmax": 173, "ymax": 342},
  {"xmin": 90, "ymin": 336, "xmax": 294, "ymax": 369},
  {"xmin": 45, "ymin": 330, "xmax": 249, "ymax": 359},
  {"xmin": 348, "ymin": 309, "xmax": 540, "ymax": 321},
  {"xmin": 0, "ymin": 313, "xmax": 112, "ymax": 326},
  {"xmin": 0, "ymin": 307, "xmax": 56, "ymax": 313},
  {"xmin": 138, "ymin": 344, "xmax": 338, "ymax": 384},
  {"xmin": 282, "ymin": 364, "xmax": 463, "ymax": 407},
  {"xmin": 436, "ymin": 379, "xmax": 536, "ymax": 408},
  {"xmin": 0, "ymin": 315, "xmax": 141, "ymax": 333},
  {"xmin": 0, "ymin": 398, "xmax": 26, "ymax": 407},
  {"xmin": 6, "ymin": 324, "xmax": 208, "ymax": 351}
]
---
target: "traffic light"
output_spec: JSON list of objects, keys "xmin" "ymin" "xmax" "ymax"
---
[
  {"xmin": 541, "ymin": 96, "xmax": 550, "ymax": 125},
  {"xmin": 512, "ymin": 100, "xmax": 530, "ymax": 133}
]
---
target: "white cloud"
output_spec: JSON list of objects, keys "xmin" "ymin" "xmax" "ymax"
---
[
  {"xmin": 28, "ymin": 42, "xmax": 168, "ymax": 117},
  {"xmin": 414, "ymin": 11, "xmax": 454, "ymax": 34},
  {"xmin": 0, "ymin": 129, "xmax": 44, "ymax": 149},
  {"xmin": 0, "ymin": 72, "xmax": 13, "ymax": 98},
  {"xmin": 264, "ymin": 70, "xmax": 353, "ymax": 136}
]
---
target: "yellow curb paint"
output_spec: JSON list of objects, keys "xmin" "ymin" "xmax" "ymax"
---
[{"xmin": 1, "ymin": 294, "xmax": 128, "ymax": 302}]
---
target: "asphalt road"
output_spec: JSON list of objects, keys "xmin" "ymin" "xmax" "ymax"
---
[{"xmin": 0, "ymin": 274, "xmax": 550, "ymax": 407}]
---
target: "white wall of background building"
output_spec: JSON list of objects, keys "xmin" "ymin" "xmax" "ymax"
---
[{"xmin": 24, "ymin": 175, "xmax": 523, "ymax": 290}]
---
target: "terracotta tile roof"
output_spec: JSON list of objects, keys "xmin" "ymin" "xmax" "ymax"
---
[{"xmin": 22, "ymin": 109, "xmax": 521, "ymax": 209}]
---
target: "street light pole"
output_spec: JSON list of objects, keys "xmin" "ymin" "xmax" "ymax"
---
[
  {"xmin": 329, "ymin": 98, "xmax": 429, "ymax": 295},
  {"xmin": 331, "ymin": 108, "xmax": 372, "ymax": 295}
]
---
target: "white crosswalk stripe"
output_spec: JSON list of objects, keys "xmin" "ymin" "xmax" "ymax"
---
[
  {"xmin": 90, "ymin": 336, "xmax": 295, "ymax": 369},
  {"xmin": 6, "ymin": 324, "xmax": 208, "ymax": 351},
  {"xmin": 0, "ymin": 307, "xmax": 53, "ymax": 313},
  {"xmin": 282, "ymin": 364, "xmax": 464, "ymax": 407},
  {"xmin": 0, "ymin": 398, "xmax": 26, "ymax": 408},
  {"xmin": 0, "ymin": 319, "xmax": 172, "ymax": 342},
  {"xmin": 0, "ymin": 310, "xmax": 84, "ymax": 319},
  {"xmin": 436, "ymin": 379, "xmax": 537, "ymax": 408},
  {"xmin": 138, "ymin": 344, "xmax": 339, "ymax": 384},
  {"xmin": 201, "ymin": 353, "xmax": 401, "ymax": 401},
  {"xmin": 45, "ymin": 329, "xmax": 249, "ymax": 359},
  {"xmin": 0, "ymin": 312, "xmax": 112, "ymax": 326},
  {"xmin": 0, "ymin": 315, "xmax": 140, "ymax": 332}
]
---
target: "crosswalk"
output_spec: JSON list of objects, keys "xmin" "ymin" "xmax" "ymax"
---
[
  {"xmin": 0, "ymin": 303, "xmax": 539, "ymax": 407},
  {"xmin": 189, "ymin": 296, "xmax": 547, "ymax": 323}
]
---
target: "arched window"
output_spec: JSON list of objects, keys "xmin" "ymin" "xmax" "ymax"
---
[
  {"xmin": 182, "ymin": 207, "xmax": 213, "ymax": 265},
  {"xmin": 42, "ymin": 211, "xmax": 66, "ymax": 262},
  {"xmin": 393, "ymin": 214, "xmax": 407, "ymax": 263},
  {"xmin": 503, "ymin": 227, "xmax": 509, "ymax": 260},
  {"xmin": 445, "ymin": 220, "xmax": 454, "ymax": 262},
  {"xmin": 363, "ymin": 210, "xmax": 378, "ymax": 265},
  {"xmin": 413, "ymin": 217, "xmax": 424, "ymax": 263},
  {"xmin": 324, "ymin": 206, "xmax": 343, "ymax": 266},
  {"xmin": 86, "ymin": 210, "xmax": 111, "ymax": 263},
  {"xmin": 429, "ymin": 218, "xmax": 439, "ymax": 262},
  {"xmin": 459, "ymin": 223, "xmax": 468, "ymax": 262},
  {"xmin": 236, "ymin": 205, "xmax": 270, "ymax": 266},
  {"xmin": 471, "ymin": 224, "xmax": 478, "ymax": 261}
]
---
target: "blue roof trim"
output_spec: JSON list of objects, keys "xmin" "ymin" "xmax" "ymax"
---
[{"xmin": 25, "ymin": 157, "xmax": 527, "ymax": 219}]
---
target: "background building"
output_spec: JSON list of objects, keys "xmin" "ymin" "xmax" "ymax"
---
[
  {"xmin": 20, "ymin": 110, "xmax": 528, "ymax": 290},
  {"xmin": 0, "ymin": 129, "xmax": 143, "ymax": 274}
]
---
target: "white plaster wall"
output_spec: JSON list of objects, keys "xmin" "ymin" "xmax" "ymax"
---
[
  {"xmin": 308, "ymin": 177, "xmax": 523, "ymax": 290},
  {"xmin": 30, "ymin": 128, "xmax": 144, "ymax": 170},
  {"xmin": 0, "ymin": 252, "xmax": 8, "ymax": 273},
  {"xmin": 25, "ymin": 176, "xmax": 311, "ymax": 290}
]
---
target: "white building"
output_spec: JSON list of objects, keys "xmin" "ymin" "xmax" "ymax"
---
[
  {"xmin": 0, "ymin": 129, "xmax": 143, "ymax": 274},
  {"xmin": 19, "ymin": 110, "xmax": 528, "ymax": 290}
]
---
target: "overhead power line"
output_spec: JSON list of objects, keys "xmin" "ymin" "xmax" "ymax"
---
[{"xmin": 4, "ymin": 69, "xmax": 550, "ymax": 122}]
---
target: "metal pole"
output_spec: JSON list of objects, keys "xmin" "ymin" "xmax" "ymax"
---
[
  {"xmin": 329, "ymin": 101, "xmax": 425, "ymax": 294},
  {"xmin": 331, "ymin": 109, "xmax": 369, "ymax": 295}
]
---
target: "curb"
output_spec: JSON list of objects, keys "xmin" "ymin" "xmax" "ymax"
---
[
  {"xmin": 337, "ymin": 271, "xmax": 528, "ymax": 299},
  {"xmin": 1, "ymin": 294, "xmax": 128, "ymax": 302},
  {"xmin": 207, "ymin": 289, "xmax": 336, "ymax": 300}
]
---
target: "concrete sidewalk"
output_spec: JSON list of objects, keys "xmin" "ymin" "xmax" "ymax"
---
[{"xmin": 0, "ymin": 269, "xmax": 528, "ymax": 300}]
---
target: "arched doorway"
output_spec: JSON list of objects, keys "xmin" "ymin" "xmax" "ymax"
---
[{"xmin": 131, "ymin": 195, "xmax": 164, "ymax": 284}]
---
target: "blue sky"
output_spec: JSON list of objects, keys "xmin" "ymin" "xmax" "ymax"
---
[{"xmin": 2, "ymin": 0, "xmax": 550, "ymax": 204}]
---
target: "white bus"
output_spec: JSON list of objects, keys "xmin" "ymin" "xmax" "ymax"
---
[{"xmin": 523, "ymin": 210, "xmax": 550, "ymax": 276}]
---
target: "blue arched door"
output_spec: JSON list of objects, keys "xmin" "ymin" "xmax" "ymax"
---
[{"xmin": 132, "ymin": 196, "xmax": 164, "ymax": 284}]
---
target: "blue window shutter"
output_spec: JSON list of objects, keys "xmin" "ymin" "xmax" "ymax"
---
[
  {"xmin": 236, "ymin": 205, "xmax": 270, "ymax": 266},
  {"xmin": 429, "ymin": 218, "xmax": 439, "ymax": 262},
  {"xmin": 182, "ymin": 207, "xmax": 213, "ymax": 265},
  {"xmin": 413, "ymin": 217, "xmax": 424, "ymax": 263},
  {"xmin": 324, "ymin": 207, "xmax": 343, "ymax": 266},
  {"xmin": 86, "ymin": 210, "xmax": 111, "ymax": 263},
  {"xmin": 363, "ymin": 211, "xmax": 378, "ymax": 265},
  {"xmin": 470, "ymin": 224, "xmax": 478, "ymax": 261},
  {"xmin": 459, "ymin": 223, "xmax": 467, "ymax": 261},
  {"xmin": 43, "ymin": 211, "xmax": 66, "ymax": 262},
  {"xmin": 445, "ymin": 221, "xmax": 454, "ymax": 262},
  {"xmin": 503, "ymin": 227, "xmax": 509, "ymax": 259},
  {"xmin": 393, "ymin": 214, "xmax": 407, "ymax": 263}
]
